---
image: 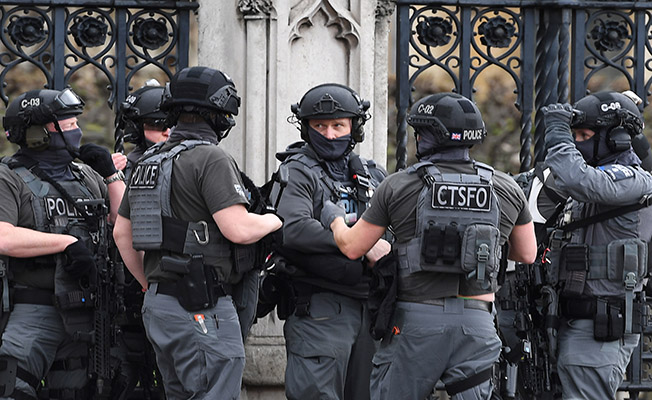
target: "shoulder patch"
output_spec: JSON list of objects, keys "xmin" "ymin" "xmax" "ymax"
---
[{"xmin": 597, "ymin": 164, "xmax": 635, "ymax": 181}]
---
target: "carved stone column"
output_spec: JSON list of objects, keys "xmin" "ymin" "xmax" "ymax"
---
[
  {"xmin": 240, "ymin": 0, "xmax": 274, "ymax": 184},
  {"xmin": 373, "ymin": 0, "xmax": 396, "ymax": 169}
]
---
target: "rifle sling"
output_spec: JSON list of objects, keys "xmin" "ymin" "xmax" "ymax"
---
[{"xmin": 559, "ymin": 194, "xmax": 652, "ymax": 232}]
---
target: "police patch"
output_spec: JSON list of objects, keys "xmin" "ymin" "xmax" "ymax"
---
[
  {"xmin": 432, "ymin": 183, "xmax": 491, "ymax": 211},
  {"xmin": 130, "ymin": 162, "xmax": 160, "ymax": 189},
  {"xmin": 597, "ymin": 164, "xmax": 634, "ymax": 181},
  {"xmin": 45, "ymin": 197, "xmax": 84, "ymax": 219}
]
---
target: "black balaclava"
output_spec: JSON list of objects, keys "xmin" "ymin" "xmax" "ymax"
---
[
  {"xmin": 168, "ymin": 121, "xmax": 219, "ymax": 145},
  {"xmin": 19, "ymin": 126, "xmax": 82, "ymax": 181},
  {"xmin": 307, "ymin": 127, "xmax": 352, "ymax": 161},
  {"xmin": 306, "ymin": 127, "xmax": 352, "ymax": 181},
  {"xmin": 416, "ymin": 130, "xmax": 471, "ymax": 163},
  {"xmin": 574, "ymin": 129, "xmax": 612, "ymax": 166},
  {"xmin": 575, "ymin": 129, "xmax": 641, "ymax": 167},
  {"xmin": 416, "ymin": 129, "xmax": 439, "ymax": 159}
]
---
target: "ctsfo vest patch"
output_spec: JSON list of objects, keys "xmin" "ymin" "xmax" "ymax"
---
[
  {"xmin": 431, "ymin": 182, "xmax": 492, "ymax": 212},
  {"xmin": 597, "ymin": 164, "xmax": 634, "ymax": 181},
  {"xmin": 130, "ymin": 162, "xmax": 160, "ymax": 189}
]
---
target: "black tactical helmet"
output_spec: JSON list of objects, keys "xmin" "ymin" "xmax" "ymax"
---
[
  {"xmin": 407, "ymin": 92, "xmax": 486, "ymax": 152},
  {"xmin": 3, "ymin": 88, "xmax": 84, "ymax": 148},
  {"xmin": 161, "ymin": 66, "xmax": 241, "ymax": 141},
  {"xmin": 571, "ymin": 91, "xmax": 644, "ymax": 152},
  {"xmin": 118, "ymin": 84, "xmax": 167, "ymax": 144},
  {"xmin": 291, "ymin": 83, "xmax": 370, "ymax": 143}
]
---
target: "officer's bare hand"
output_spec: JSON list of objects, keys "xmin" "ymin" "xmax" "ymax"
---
[
  {"xmin": 364, "ymin": 238, "xmax": 391, "ymax": 267},
  {"xmin": 63, "ymin": 239, "xmax": 97, "ymax": 279},
  {"xmin": 542, "ymin": 103, "xmax": 574, "ymax": 149},
  {"xmin": 320, "ymin": 200, "xmax": 346, "ymax": 229},
  {"xmin": 78, "ymin": 143, "xmax": 118, "ymax": 178},
  {"xmin": 112, "ymin": 153, "xmax": 127, "ymax": 171}
]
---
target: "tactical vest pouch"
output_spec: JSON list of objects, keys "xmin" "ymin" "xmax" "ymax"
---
[
  {"xmin": 422, "ymin": 222, "xmax": 460, "ymax": 264},
  {"xmin": 561, "ymin": 244, "xmax": 589, "ymax": 272},
  {"xmin": 175, "ymin": 256, "xmax": 217, "ymax": 312},
  {"xmin": 460, "ymin": 224, "xmax": 500, "ymax": 290},
  {"xmin": 607, "ymin": 239, "xmax": 647, "ymax": 283},
  {"xmin": 421, "ymin": 222, "xmax": 443, "ymax": 263},
  {"xmin": 594, "ymin": 298, "xmax": 625, "ymax": 341}
]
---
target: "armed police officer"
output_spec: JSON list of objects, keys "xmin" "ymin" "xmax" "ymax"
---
[
  {"xmin": 111, "ymin": 83, "xmax": 169, "ymax": 399},
  {"xmin": 113, "ymin": 66, "xmax": 282, "ymax": 400},
  {"xmin": 273, "ymin": 83, "xmax": 390, "ymax": 400},
  {"xmin": 0, "ymin": 88, "xmax": 126, "ymax": 399},
  {"xmin": 322, "ymin": 92, "xmax": 537, "ymax": 399},
  {"xmin": 115, "ymin": 81, "xmax": 170, "ymax": 180},
  {"xmin": 542, "ymin": 91, "xmax": 652, "ymax": 400}
]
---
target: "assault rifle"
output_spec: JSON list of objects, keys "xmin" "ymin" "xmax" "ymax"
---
[
  {"xmin": 496, "ymin": 253, "xmax": 561, "ymax": 400},
  {"xmin": 83, "ymin": 200, "xmax": 123, "ymax": 399}
]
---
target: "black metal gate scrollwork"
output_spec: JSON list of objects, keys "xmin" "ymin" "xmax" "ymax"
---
[
  {"xmin": 0, "ymin": 1, "xmax": 198, "ymax": 108},
  {"xmin": 395, "ymin": 1, "xmax": 652, "ymax": 173}
]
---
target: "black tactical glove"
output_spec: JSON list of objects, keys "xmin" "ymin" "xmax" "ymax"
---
[
  {"xmin": 320, "ymin": 200, "xmax": 346, "ymax": 229},
  {"xmin": 542, "ymin": 103, "xmax": 574, "ymax": 150},
  {"xmin": 264, "ymin": 253, "xmax": 297, "ymax": 275},
  {"xmin": 78, "ymin": 143, "xmax": 118, "ymax": 178},
  {"xmin": 63, "ymin": 240, "xmax": 97, "ymax": 279}
]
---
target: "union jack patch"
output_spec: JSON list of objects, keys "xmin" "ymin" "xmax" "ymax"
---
[{"xmin": 451, "ymin": 133, "xmax": 461, "ymax": 140}]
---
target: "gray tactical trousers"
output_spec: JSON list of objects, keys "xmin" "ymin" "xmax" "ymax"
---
[
  {"xmin": 370, "ymin": 299, "xmax": 501, "ymax": 400},
  {"xmin": 0, "ymin": 304, "xmax": 89, "ymax": 399},
  {"xmin": 557, "ymin": 318, "xmax": 639, "ymax": 400},
  {"xmin": 142, "ymin": 284, "xmax": 245, "ymax": 400},
  {"xmin": 284, "ymin": 291, "xmax": 376, "ymax": 400}
]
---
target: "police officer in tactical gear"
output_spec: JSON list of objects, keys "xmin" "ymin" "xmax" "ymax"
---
[
  {"xmin": 113, "ymin": 66, "xmax": 282, "ymax": 400},
  {"xmin": 0, "ymin": 88, "xmax": 125, "ymax": 400},
  {"xmin": 542, "ymin": 91, "xmax": 652, "ymax": 400},
  {"xmin": 274, "ymin": 83, "xmax": 390, "ymax": 400},
  {"xmin": 116, "ymin": 81, "xmax": 170, "ymax": 179},
  {"xmin": 322, "ymin": 92, "xmax": 537, "ymax": 399},
  {"xmin": 111, "ymin": 82, "xmax": 169, "ymax": 400}
]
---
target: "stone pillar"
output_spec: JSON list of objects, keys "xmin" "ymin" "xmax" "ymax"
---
[{"xmin": 196, "ymin": 0, "xmax": 395, "ymax": 397}]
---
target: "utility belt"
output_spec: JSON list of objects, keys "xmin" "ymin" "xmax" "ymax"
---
[
  {"xmin": 10, "ymin": 286, "xmax": 92, "ymax": 312},
  {"xmin": 560, "ymin": 295, "xmax": 648, "ymax": 341},
  {"xmin": 157, "ymin": 254, "xmax": 231, "ymax": 312},
  {"xmin": 419, "ymin": 297, "xmax": 494, "ymax": 313},
  {"xmin": 154, "ymin": 281, "xmax": 231, "ymax": 301}
]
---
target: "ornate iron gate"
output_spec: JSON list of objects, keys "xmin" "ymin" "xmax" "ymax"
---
[
  {"xmin": 0, "ymin": 0, "xmax": 198, "ymax": 108},
  {"xmin": 395, "ymin": 1, "xmax": 652, "ymax": 397},
  {"xmin": 395, "ymin": 0, "xmax": 652, "ymax": 173}
]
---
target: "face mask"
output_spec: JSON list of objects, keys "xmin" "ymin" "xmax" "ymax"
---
[
  {"xmin": 574, "ymin": 132, "xmax": 611, "ymax": 165},
  {"xmin": 18, "ymin": 128, "xmax": 83, "ymax": 181},
  {"xmin": 416, "ymin": 131, "xmax": 439, "ymax": 159},
  {"xmin": 49, "ymin": 127, "xmax": 83, "ymax": 152},
  {"xmin": 307, "ymin": 127, "xmax": 352, "ymax": 160},
  {"xmin": 574, "ymin": 135, "xmax": 595, "ymax": 162}
]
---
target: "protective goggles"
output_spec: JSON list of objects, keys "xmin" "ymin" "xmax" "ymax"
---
[{"xmin": 52, "ymin": 88, "xmax": 84, "ymax": 111}]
